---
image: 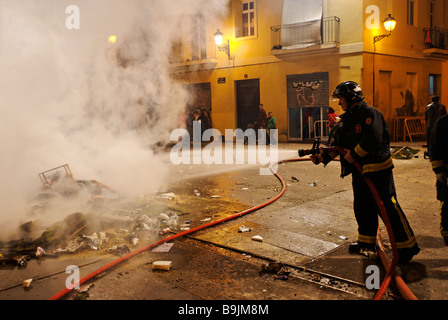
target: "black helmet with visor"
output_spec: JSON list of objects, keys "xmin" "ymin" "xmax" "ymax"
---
[{"xmin": 331, "ymin": 81, "xmax": 364, "ymax": 103}]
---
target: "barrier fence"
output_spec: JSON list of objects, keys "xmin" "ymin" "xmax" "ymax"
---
[{"xmin": 391, "ymin": 117, "xmax": 426, "ymax": 143}]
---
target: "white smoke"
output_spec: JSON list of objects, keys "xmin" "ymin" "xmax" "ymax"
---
[{"xmin": 0, "ymin": 0, "xmax": 229, "ymax": 238}]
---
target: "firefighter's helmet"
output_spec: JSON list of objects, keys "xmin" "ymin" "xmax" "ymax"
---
[{"xmin": 331, "ymin": 81, "xmax": 364, "ymax": 103}]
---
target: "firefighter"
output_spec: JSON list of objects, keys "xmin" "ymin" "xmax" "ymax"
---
[
  {"xmin": 430, "ymin": 113, "xmax": 448, "ymax": 245},
  {"xmin": 425, "ymin": 96, "xmax": 447, "ymax": 159},
  {"xmin": 312, "ymin": 81, "xmax": 420, "ymax": 264}
]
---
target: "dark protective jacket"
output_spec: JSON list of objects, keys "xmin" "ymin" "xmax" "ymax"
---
[
  {"xmin": 327, "ymin": 101, "xmax": 393, "ymax": 177},
  {"xmin": 430, "ymin": 114, "xmax": 448, "ymax": 201},
  {"xmin": 426, "ymin": 102, "xmax": 447, "ymax": 131}
]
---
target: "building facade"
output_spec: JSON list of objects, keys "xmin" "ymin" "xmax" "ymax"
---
[{"xmin": 170, "ymin": 0, "xmax": 448, "ymax": 142}]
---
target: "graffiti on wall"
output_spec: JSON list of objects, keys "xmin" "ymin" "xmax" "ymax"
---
[
  {"xmin": 286, "ymin": 72, "xmax": 329, "ymax": 140},
  {"xmin": 395, "ymin": 90, "xmax": 418, "ymax": 117},
  {"xmin": 287, "ymin": 72, "xmax": 329, "ymax": 108}
]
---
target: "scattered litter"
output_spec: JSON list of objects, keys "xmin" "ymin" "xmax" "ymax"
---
[
  {"xmin": 359, "ymin": 249, "xmax": 378, "ymax": 260},
  {"xmin": 160, "ymin": 227, "xmax": 171, "ymax": 235},
  {"xmin": 201, "ymin": 218, "xmax": 212, "ymax": 222},
  {"xmin": 159, "ymin": 213, "xmax": 178, "ymax": 229},
  {"xmin": 66, "ymin": 236, "xmax": 92, "ymax": 253},
  {"xmin": 16, "ymin": 256, "xmax": 29, "ymax": 267},
  {"xmin": 242, "ymin": 188, "xmax": 249, "ymax": 191},
  {"xmin": 326, "ymin": 231, "xmax": 332, "ymax": 235},
  {"xmin": 75, "ymin": 282, "xmax": 94, "ymax": 299},
  {"xmin": 211, "ymin": 195, "xmax": 222, "ymax": 199},
  {"xmin": 152, "ymin": 261, "xmax": 172, "ymax": 271},
  {"xmin": 308, "ymin": 182, "xmax": 317, "ymax": 187},
  {"xmin": 251, "ymin": 235, "xmax": 263, "ymax": 242},
  {"xmin": 159, "ymin": 213, "xmax": 170, "ymax": 221},
  {"xmin": 338, "ymin": 235, "xmax": 348, "ymax": 240},
  {"xmin": 311, "ymin": 274, "xmax": 322, "ymax": 282},
  {"xmin": 136, "ymin": 215, "xmax": 159, "ymax": 233},
  {"xmin": 391, "ymin": 146, "xmax": 420, "ymax": 160},
  {"xmin": 259, "ymin": 261, "xmax": 285, "ymax": 276},
  {"xmin": 23, "ymin": 279, "xmax": 33, "ymax": 288},
  {"xmin": 291, "ymin": 176, "xmax": 299, "ymax": 182},
  {"xmin": 77, "ymin": 283, "xmax": 94, "ymax": 294},
  {"xmin": 107, "ymin": 245, "xmax": 130, "ymax": 256},
  {"xmin": 35, "ymin": 247, "xmax": 45, "ymax": 258},
  {"xmin": 161, "ymin": 192, "xmax": 176, "ymax": 200},
  {"xmin": 152, "ymin": 243, "xmax": 174, "ymax": 253},
  {"xmin": 238, "ymin": 225, "xmax": 252, "ymax": 233},
  {"xmin": 131, "ymin": 237, "xmax": 139, "ymax": 246},
  {"xmin": 275, "ymin": 274, "xmax": 289, "ymax": 281}
]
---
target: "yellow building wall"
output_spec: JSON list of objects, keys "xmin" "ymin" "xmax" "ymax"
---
[
  {"xmin": 174, "ymin": 0, "xmax": 447, "ymax": 141},
  {"xmin": 361, "ymin": 0, "xmax": 448, "ymax": 125},
  {"xmin": 175, "ymin": 0, "xmax": 367, "ymax": 141}
]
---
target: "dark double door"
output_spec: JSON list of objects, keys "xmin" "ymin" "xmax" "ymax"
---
[{"xmin": 236, "ymin": 79, "xmax": 260, "ymax": 131}]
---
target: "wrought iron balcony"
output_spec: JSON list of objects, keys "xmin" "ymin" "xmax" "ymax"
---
[
  {"xmin": 271, "ymin": 16, "xmax": 340, "ymax": 56},
  {"xmin": 423, "ymin": 27, "xmax": 448, "ymax": 59}
]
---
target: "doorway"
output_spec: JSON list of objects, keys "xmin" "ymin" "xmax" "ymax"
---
[
  {"xmin": 286, "ymin": 72, "xmax": 330, "ymax": 141},
  {"xmin": 236, "ymin": 79, "xmax": 260, "ymax": 130}
]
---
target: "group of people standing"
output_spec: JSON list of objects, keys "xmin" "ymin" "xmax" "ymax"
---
[
  {"xmin": 255, "ymin": 104, "xmax": 277, "ymax": 145},
  {"xmin": 186, "ymin": 108, "xmax": 212, "ymax": 139},
  {"xmin": 182, "ymin": 84, "xmax": 447, "ymax": 264}
]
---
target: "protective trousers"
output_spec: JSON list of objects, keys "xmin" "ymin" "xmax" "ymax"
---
[
  {"xmin": 351, "ymin": 168, "xmax": 418, "ymax": 251},
  {"xmin": 437, "ymin": 181, "xmax": 448, "ymax": 237}
]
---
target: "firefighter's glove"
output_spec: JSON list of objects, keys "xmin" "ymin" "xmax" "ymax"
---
[
  {"xmin": 310, "ymin": 154, "xmax": 324, "ymax": 165},
  {"xmin": 344, "ymin": 149, "xmax": 356, "ymax": 164}
]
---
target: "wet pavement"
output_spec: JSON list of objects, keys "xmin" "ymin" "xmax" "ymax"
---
[{"xmin": 0, "ymin": 142, "xmax": 447, "ymax": 303}]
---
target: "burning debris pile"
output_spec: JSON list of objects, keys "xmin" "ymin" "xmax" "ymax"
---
[{"xmin": 0, "ymin": 165, "xmax": 186, "ymax": 269}]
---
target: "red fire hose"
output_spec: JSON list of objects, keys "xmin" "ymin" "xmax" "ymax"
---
[
  {"xmin": 49, "ymin": 155, "xmax": 417, "ymax": 300},
  {"xmin": 348, "ymin": 158, "xmax": 400, "ymax": 300},
  {"xmin": 49, "ymin": 158, "xmax": 307, "ymax": 300},
  {"xmin": 332, "ymin": 148, "xmax": 417, "ymax": 300}
]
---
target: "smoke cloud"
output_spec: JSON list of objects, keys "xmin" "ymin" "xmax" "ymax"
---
[{"xmin": 0, "ymin": 0, "xmax": 228, "ymax": 239}]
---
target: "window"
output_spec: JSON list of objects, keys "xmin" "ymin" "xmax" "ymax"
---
[
  {"xmin": 190, "ymin": 13, "xmax": 206, "ymax": 61},
  {"xmin": 242, "ymin": 1, "xmax": 256, "ymax": 37},
  {"xmin": 430, "ymin": 0, "xmax": 435, "ymax": 27},
  {"xmin": 429, "ymin": 74, "xmax": 441, "ymax": 96},
  {"xmin": 407, "ymin": 0, "xmax": 414, "ymax": 25},
  {"xmin": 235, "ymin": 1, "xmax": 257, "ymax": 38}
]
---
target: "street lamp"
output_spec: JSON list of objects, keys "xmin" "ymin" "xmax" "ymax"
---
[
  {"xmin": 374, "ymin": 14, "xmax": 397, "ymax": 44},
  {"xmin": 108, "ymin": 35, "xmax": 118, "ymax": 45},
  {"xmin": 214, "ymin": 29, "xmax": 231, "ymax": 60}
]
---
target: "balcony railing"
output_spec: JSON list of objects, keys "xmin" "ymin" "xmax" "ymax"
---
[
  {"xmin": 424, "ymin": 27, "xmax": 448, "ymax": 50},
  {"xmin": 271, "ymin": 16, "xmax": 340, "ymax": 50}
]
